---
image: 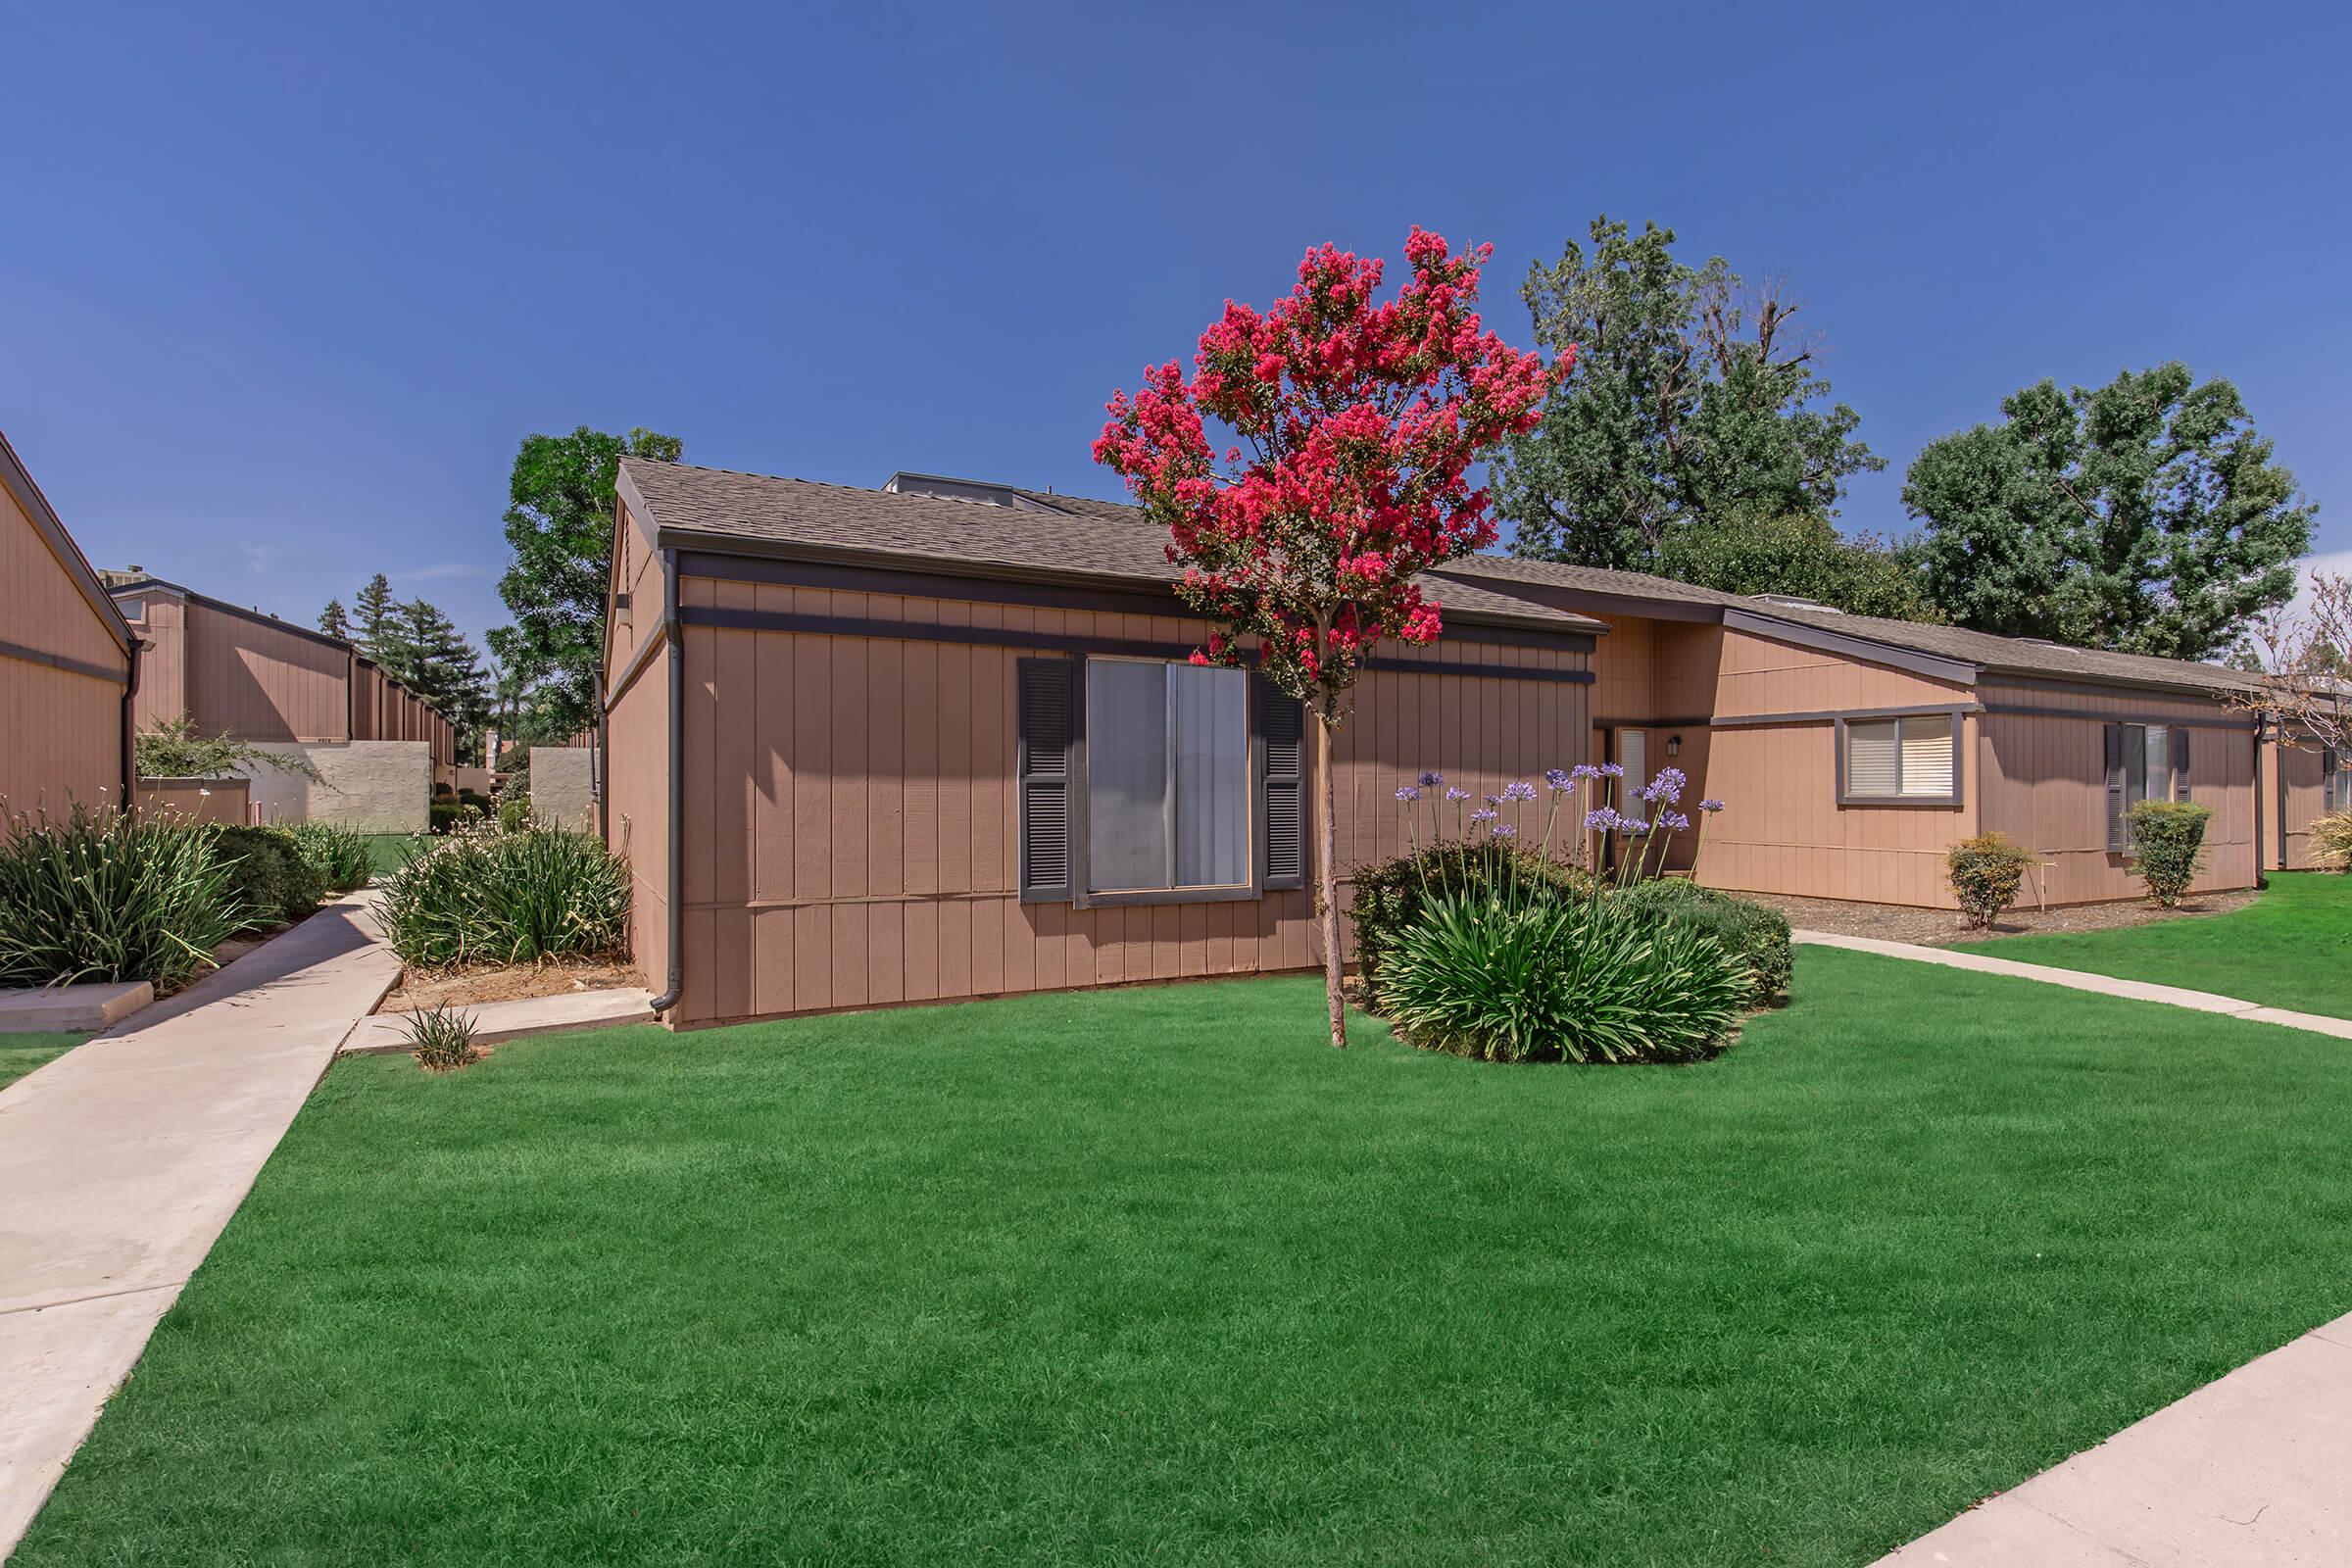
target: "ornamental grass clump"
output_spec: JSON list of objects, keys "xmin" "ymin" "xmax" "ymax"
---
[
  {"xmin": 1376, "ymin": 892, "xmax": 1747, "ymax": 1064},
  {"xmin": 2313, "ymin": 811, "xmax": 2352, "ymax": 873},
  {"xmin": 379, "ymin": 819, "xmax": 630, "ymax": 969},
  {"xmin": 0, "ymin": 804, "xmax": 247, "ymax": 990},
  {"xmin": 1603, "ymin": 877, "xmax": 1791, "ymax": 1007},
  {"xmin": 402, "ymin": 1003, "xmax": 481, "ymax": 1071},
  {"xmin": 283, "ymin": 821, "xmax": 372, "ymax": 893},
  {"xmin": 1946, "ymin": 832, "xmax": 2039, "ymax": 929},
  {"xmin": 2128, "ymin": 800, "xmax": 2213, "ymax": 907}
]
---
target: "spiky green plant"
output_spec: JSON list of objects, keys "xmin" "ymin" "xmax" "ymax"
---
[
  {"xmin": 1375, "ymin": 890, "xmax": 1747, "ymax": 1064},
  {"xmin": 402, "ymin": 1003, "xmax": 481, "ymax": 1070},
  {"xmin": 378, "ymin": 820, "xmax": 629, "ymax": 969},
  {"xmin": 0, "ymin": 805, "xmax": 251, "ymax": 990},
  {"xmin": 283, "ymin": 821, "xmax": 372, "ymax": 893}
]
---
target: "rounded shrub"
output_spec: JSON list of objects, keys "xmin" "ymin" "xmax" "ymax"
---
[
  {"xmin": 0, "ymin": 805, "xmax": 245, "ymax": 990},
  {"xmin": 212, "ymin": 824, "xmax": 327, "ymax": 926},
  {"xmin": 2128, "ymin": 800, "xmax": 2213, "ymax": 907},
  {"xmin": 283, "ymin": 821, "xmax": 372, "ymax": 894},
  {"xmin": 1375, "ymin": 891, "xmax": 1748, "ymax": 1064},
  {"xmin": 1603, "ymin": 877, "xmax": 1791, "ymax": 1006},
  {"xmin": 1348, "ymin": 842, "xmax": 1592, "ymax": 994},
  {"xmin": 1945, "ymin": 832, "xmax": 2039, "ymax": 929}
]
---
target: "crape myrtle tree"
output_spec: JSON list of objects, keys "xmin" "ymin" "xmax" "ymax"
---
[{"xmin": 1096, "ymin": 228, "xmax": 1561, "ymax": 1047}]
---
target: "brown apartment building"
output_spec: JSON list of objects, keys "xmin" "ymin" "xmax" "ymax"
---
[
  {"xmin": 107, "ymin": 575, "xmax": 456, "ymax": 830},
  {"xmin": 602, "ymin": 460, "xmax": 2347, "ymax": 1030},
  {"xmin": 0, "ymin": 432, "xmax": 137, "ymax": 816}
]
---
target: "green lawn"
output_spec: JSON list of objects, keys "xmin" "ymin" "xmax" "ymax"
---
[
  {"xmin": 1961, "ymin": 871, "xmax": 2352, "ymax": 1018},
  {"xmin": 21, "ymin": 954, "xmax": 2352, "ymax": 1566},
  {"xmin": 0, "ymin": 1032, "xmax": 86, "ymax": 1090},
  {"xmin": 363, "ymin": 832, "xmax": 429, "ymax": 880}
]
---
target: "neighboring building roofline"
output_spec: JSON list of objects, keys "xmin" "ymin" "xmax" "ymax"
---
[
  {"xmin": 106, "ymin": 575, "xmax": 361, "ymax": 657},
  {"xmin": 0, "ymin": 429, "xmax": 135, "ymax": 659},
  {"xmin": 1721, "ymin": 607, "xmax": 1981, "ymax": 687}
]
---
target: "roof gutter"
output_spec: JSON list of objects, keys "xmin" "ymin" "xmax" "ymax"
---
[
  {"xmin": 644, "ymin": 548, "xmax": 685, "ymax": 1020},
  {"xmin": 121, "ymin": 638, "xmax": 140, "ymax": 812}
]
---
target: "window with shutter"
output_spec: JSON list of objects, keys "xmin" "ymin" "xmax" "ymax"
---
[
  {"xmin": 1016, "ymin": 658, "xmax": 1078, "ymax": 903},
  {"xmin": 1254, "ymin": 672, "xmax": 1304, "ymax": 891}
]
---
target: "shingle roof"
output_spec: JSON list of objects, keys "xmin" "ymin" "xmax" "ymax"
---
[
  {"xmin": 619, "ymin": 461, "xmax": 1611, "ymax": 634},
  {"xmin": 1439, "ymin": 552, "xmax": 2256, "ymax": 698},
  {"xmin": 623, "ymin": 460, "xmax": 2256, "ymax": 699}
]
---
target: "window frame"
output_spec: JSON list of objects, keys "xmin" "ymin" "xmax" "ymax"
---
[
  {"xmin": 1834, "ymin": 707, "xmax": 1966, "ymax": 808},
  {"xmin": 2327, "ymin": 747, "xmax": 2350, "ymax": 816},
  {"xmin": 1075, "ymin": 655, "xmax": 1259, "ymax": 908}
]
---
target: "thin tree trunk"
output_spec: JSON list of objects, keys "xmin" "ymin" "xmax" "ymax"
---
[{"xmin": 1318, "ymin": 714, "xmax": 1348, "ymax": 1048}]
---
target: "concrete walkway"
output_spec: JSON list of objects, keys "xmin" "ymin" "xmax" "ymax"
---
[
  {"xmin": 1794, "ymin": 930, "xmax": 2352, "ymax": 1040},
  {"xmin": 0, "ymin": 895, "xmax": 399, "ymax": 1556},
  {"xmin": 1876, "ymin": 1309, "xmax": 2352, "ymax": 1566}
]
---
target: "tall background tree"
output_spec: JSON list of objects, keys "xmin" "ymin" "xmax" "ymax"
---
[
  {"xmin": 352, "ymin": 573, "xmax": 396, "ymax": 651},
  {"xmin": 324, "ymin": 574, "xmax": 497, "ymax": 763},
  {"xmin": 1496, "ymin": 217, "xmax": 1886, "ymax": 595},
  {"xmin": 494, "ymin": 425, "xmax": 683, "ymax": 737},
  {"xmin": 1097, "ymin": 229, "xmax": 1558, "ymax": 1048},
  {"xmin": 318, "ymin": 598, "xmax": 350, "ymax": 639},
  {"xmin": 1904, "ymin": 365, "xmax": 2315, "ymax": 660}
]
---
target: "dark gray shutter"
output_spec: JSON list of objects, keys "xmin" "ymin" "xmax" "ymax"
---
[
  {"xmin": 2171, "ymin": 727, "xmax": 2191, "ymax": 802},
  {"xmin": 1254, "ymin": 672, "xmax": 1305, "ymax": 891},
  {"xmin": 2104, "ymin": 722, "xmax": 2127, "ymax": 852},
  {"xmin": 1017, "ymin": 658, "xmax": 1079, "ymax": 903}
]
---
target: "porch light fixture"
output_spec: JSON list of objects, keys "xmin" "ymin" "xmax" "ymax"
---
[{"xmin": 1666, "ymin": 734, "xmax": 1683, "ymax": 757}]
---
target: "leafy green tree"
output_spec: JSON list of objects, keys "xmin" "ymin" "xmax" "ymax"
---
[
  {"xmin": 318, "ymin": 598, "xmax": 350, "ymax": 639},
  {"xmin": 494, "ymin": 425, "xmax": 683, "ymax": 736},
  {"xmin": 135, "ymin": 714, "xmax": 322, "ymax": 781},
  {"xmin": 1657, "ymin": 510, "xmax": 1939, "ymax": 621},
  {"xmin": 1904, "ymin": 365, "xmax": 2315, "ymax": 660},
  {"xmin": 382, "ymin": 599, "xmax": 494, "ymax": 763},
  {"xmin": 1497, "ymin": 217, "xmax": 1881, "ymax": 571}
]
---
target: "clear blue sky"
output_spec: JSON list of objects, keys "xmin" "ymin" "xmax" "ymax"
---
[{"xmin": 7, "ymin": 1, "xmax": 2346, "ymax": 652}]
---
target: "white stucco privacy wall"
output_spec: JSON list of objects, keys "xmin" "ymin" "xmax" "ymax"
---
[
  {"xmin": 245, "ymin": 741, "xmax": 431, "ymax": 832},
  {"xmin": 528, "ymin": 746, "xmax": 596, "ymax": 830}
]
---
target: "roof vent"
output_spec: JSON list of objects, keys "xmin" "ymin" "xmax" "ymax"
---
[
  {"xmin": 1753, "ymin": 593, "xmax": 1841, "ymax": 614},
  {"xmin": 883, "ymin": 471, "xmax": 1054, "ymax": 511}
]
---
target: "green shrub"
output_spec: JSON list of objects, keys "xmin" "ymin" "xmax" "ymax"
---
[
  {"xmin": 497, "ymin": 793, "xmax": 534, "ymax": 833},
  {"xmin": 1946, "ymin": 832, "xmax": 2039, "ymax": 928},
  {"xmin": 211, "ymin": 825, "xmax": 327, "ymax": 925},
  {"xmin": 2128, "ymin": 800, "xmax": 2213, "ymax": 907},
  {"xmin": 1603, "ymin": 877, "xmax": 1791, "ymax": 1006},
  {"xmin": 283, "ymin": 821, "xmax": 371, "ymax": 894},
  {"xmin": 402, "ymin": 1003, "xmax": 481, "ymax": 1071},
  {"xmin": 428, "ymin": 799, "xmax": 481, "ymax": 835},
  {"xmin": 1348, "ymin": 842, "xmax": 1592, "ymax": 993},
  {"xmin": 2314, "ymin": 811, "xmax": 2352, "ymax": 873},
  {"xmin": 1375, "ymin": 890, "xmax": 1747, "ymax": 1064},
  {"xmin": 0, "ymin": 806, "xmax": 246, "ymax": 990},
  {"xmin": 379, "ymin": 822, "xmax": 631, "ymax": 968}
]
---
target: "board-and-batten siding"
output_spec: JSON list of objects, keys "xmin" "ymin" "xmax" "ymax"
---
[
  {"xmin": 664, "ymin": 575, "xmax": 1592, "ymax": 1027},
  {"xmin": 1976, "ymin": 680, "xmax": 2256, "ymax": 904},
  {"xmin": 1692, "ymin": 626, "xmax": 1978, "ymax": 908},
  {"xmin": 2264, "ymin": 734, "xmax": 2335, "ymax": 870},
  {"xmin": 0, "ymin": 475, "xmax": 127, "ymax": 814}
]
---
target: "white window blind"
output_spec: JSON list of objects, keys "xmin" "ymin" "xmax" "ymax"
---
[
  {"xmin": 1844, "ymin": 719, "xmax": 1900, "ymax": 796},
  {"xmin": 1084, "ymin": 660, "xmax": 1250, "ymax": 893},
  {"xmin": 1845, "ymin": 713, "xmax": 1956, "ymax": 800},
  {"xmin": 1899, "ymin": 713, "xmax": 1955, "ymax": 796},
  {"xmin": 2142, "ymin": 725, "xmax": 2170, "ymax": 804}
]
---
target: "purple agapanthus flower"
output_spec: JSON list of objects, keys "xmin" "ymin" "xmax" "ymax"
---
[
  {"xmin": 1698, "ymin": 798, "xmax": 1726, "ymax": 813},
  {"xmin": 1490, "ymin": 823, "xmax": 1518, "ymax": 839},
  {"xmin": 1638, "ymin": 782, "xmax": 1662, "ymax": 803},
  {"xmin": 1571, "ymin": 763, "xmax": 1600, "ymax": 781},
  {"xmin": 1544, "ymin": 767, "xmax": 1573, "ymax": 791},
  {"xmin": 1657, "ymin": 809, "xmax": 1690, "ymax": 832},
  {"xmin": 1483, "ymin": 793, "xmax": 1504, "ymax": 807},
  {"xmin": 1584, "ymin": 807, "xmax": 1624, "ymax": 833},
  {"xmin": 1623, "ymin": 817, "xmax": 1650, "ymax": 836},
  {"xmin": 1501, "ymin": 780, "xmax": 1537, "ymax": 803},
  {"xmin": 1469, "ymin": 807, "xmax": 1498, "ymax": 826},
  {"xmin": 1444, "ymin": 786, "xmax": 1470, "ymax": 803},
  {"xmin": 1417, "ymin": 770, "xmax": 1445, "ymax": 788},
  {"xmin": 1599, "ymin": 762, "xmax": 1626, "ymax": 779},
  {"xmin": 1647, "ymin": 766, "xmax": 1688, "ymax": 805},
  {"xmin": 1396, "ymin": 785, "xmax": 1420, "ymax": 803}
]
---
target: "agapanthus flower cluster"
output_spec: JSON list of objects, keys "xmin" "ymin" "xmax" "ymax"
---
[
  {"xmin": 1468, "ymin": 807, "xmax": 1498, "ymax": 826},
  {"xmin": 1444, "ymin": 786, "xmax": 1470, "ymax": 803},
  {"xmin": 1598, "ymin": 762, "xmax": 1625, "ymax": 779},
  {"xmin": 1699, "ymin": 798, "xmax": 1725, "ymax": 813},
  {"xmin": 1417, "ymin": 770, "xmax": 1446, "ymax": 788},
  {"xmin": 1544, "ymin": 768, "xmax": 1573, "ymax": 791},
  {"xmin": 1490, "ymin": 823, "xmax": 1517, "ymax": 839},
  {"xmin": 1500, "ymin": 780, "xmax": 1537, "ymax": 803},
  {"xmin": 1396, "ymin": 785, "xmax": 1419, "ymax": 803}
]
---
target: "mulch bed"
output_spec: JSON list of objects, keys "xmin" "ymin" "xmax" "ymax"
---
[
  {"xmin": 1743, "ymin": 888, "xmax": 2260, "ymax": 948},
  {"xmin": 382, "ymin": 959, "xmax": 642, "ymax": 1013}
]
